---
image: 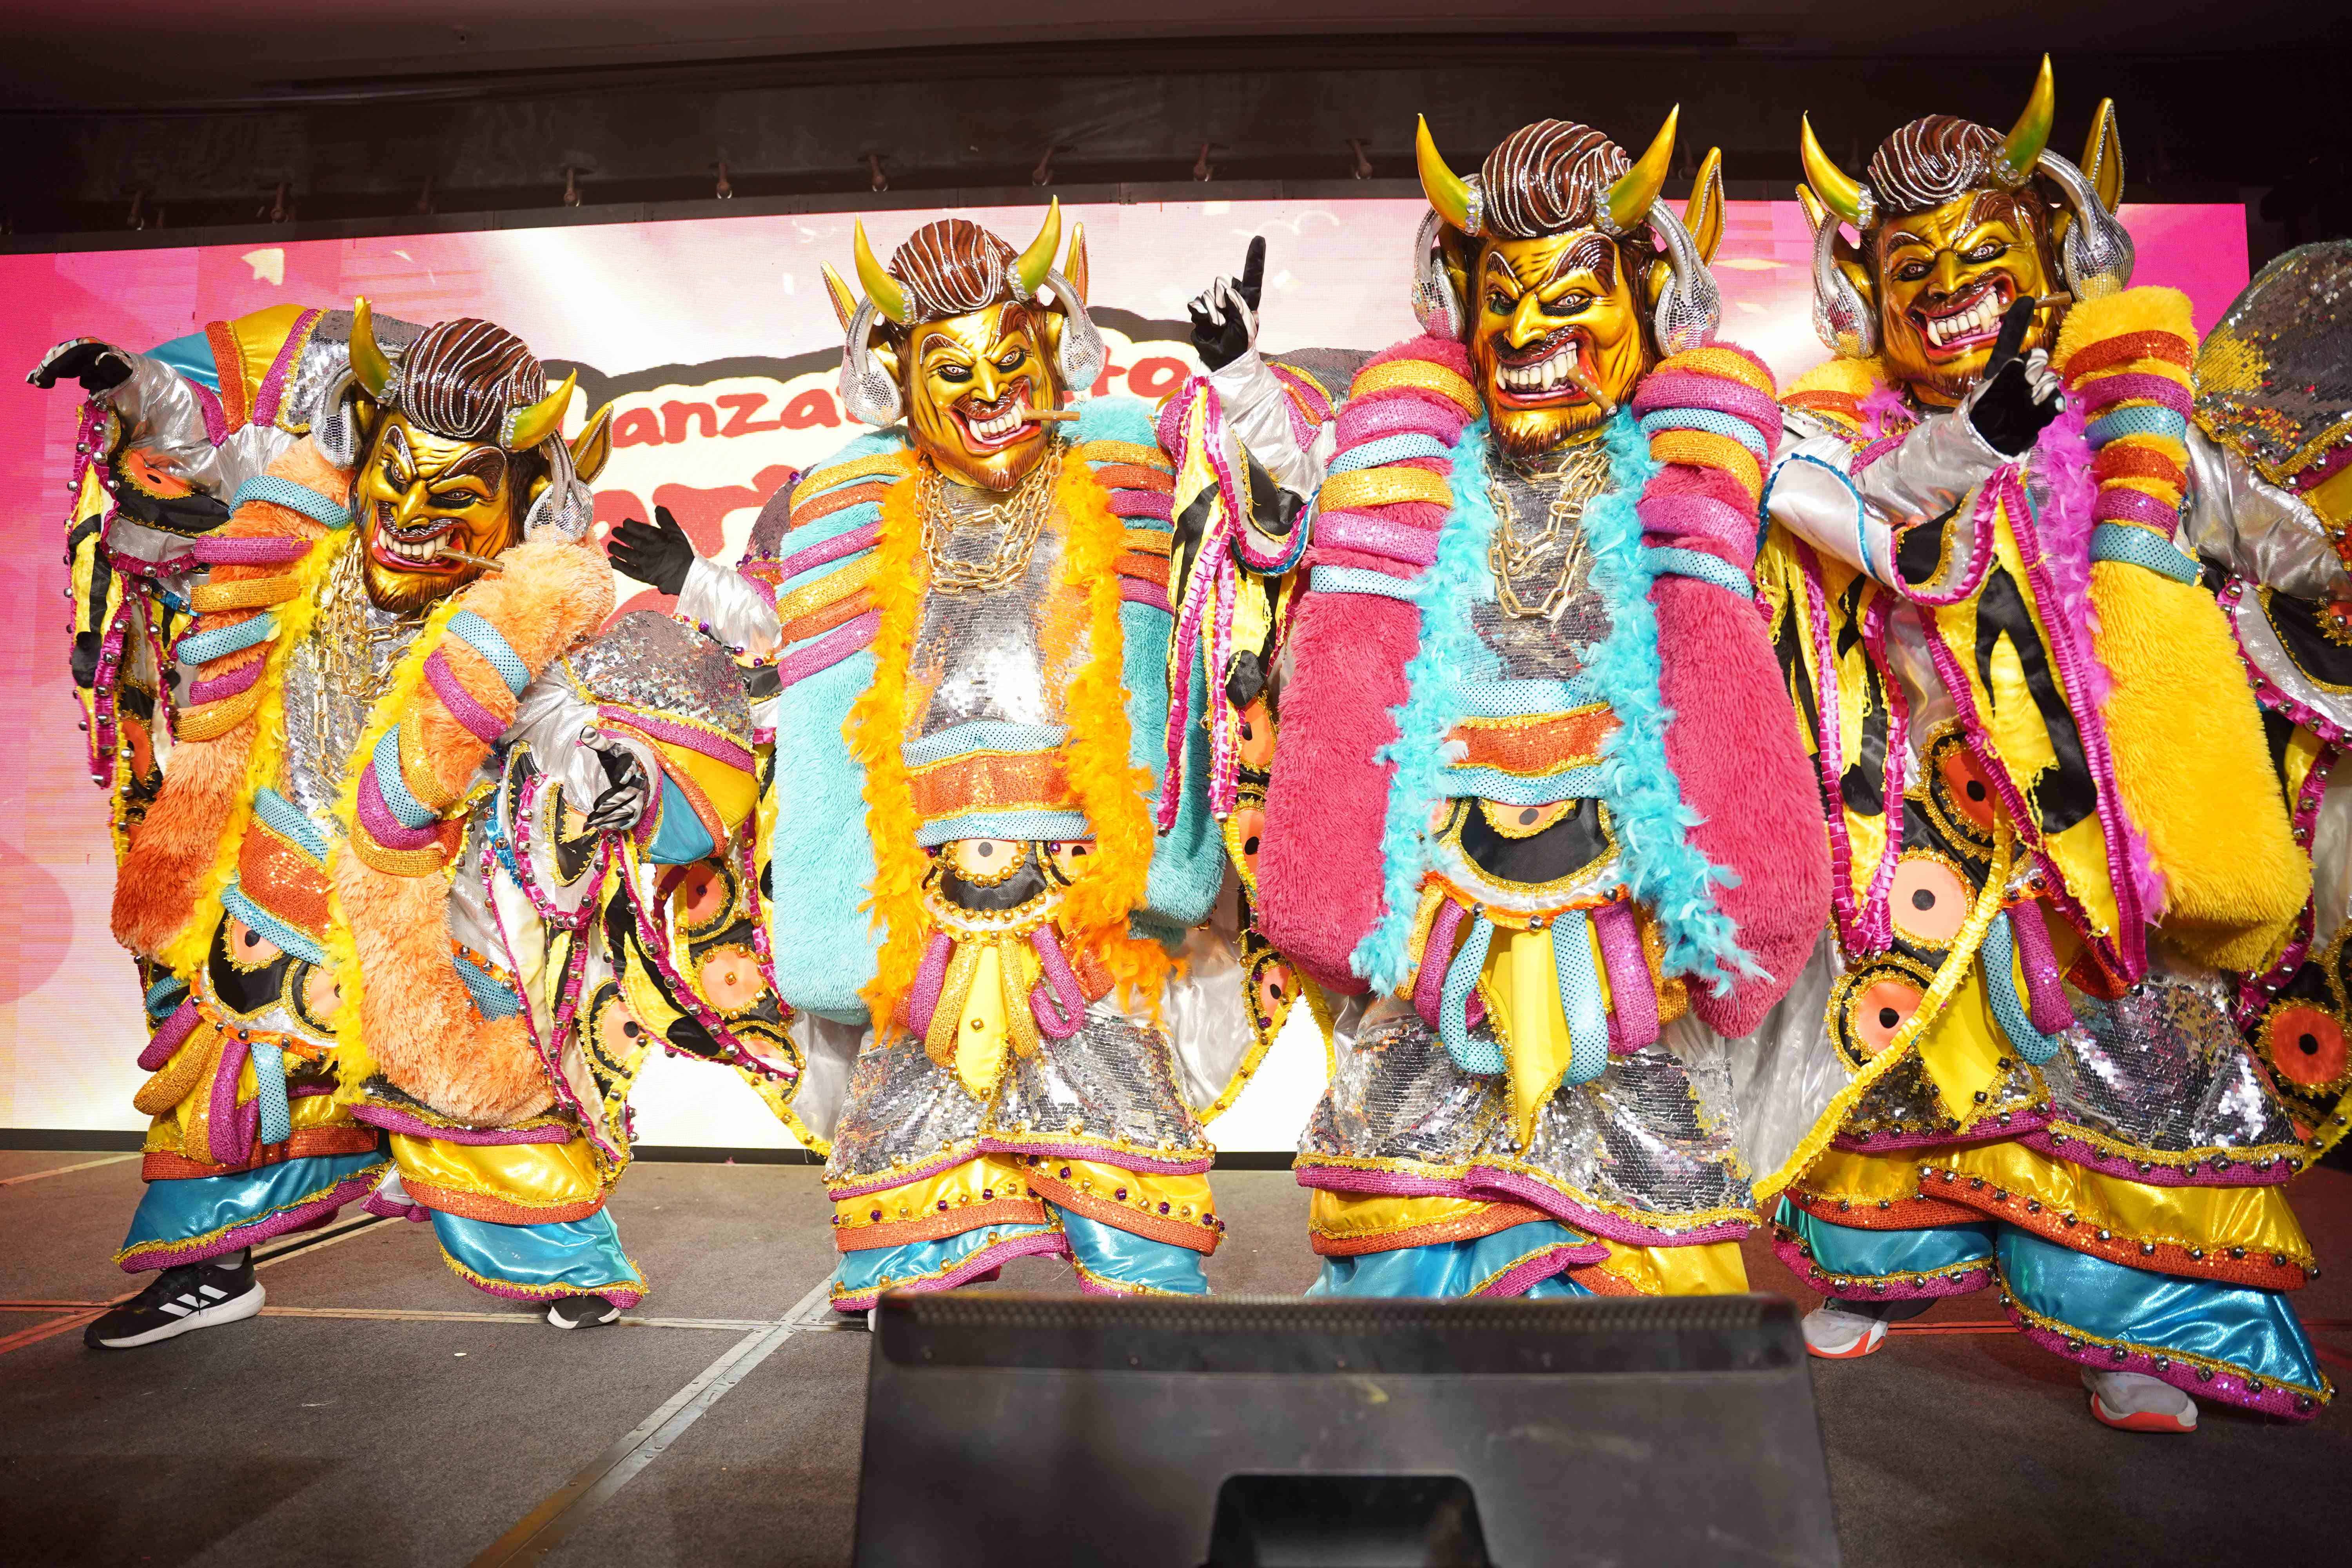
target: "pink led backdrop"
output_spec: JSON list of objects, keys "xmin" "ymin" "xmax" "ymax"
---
[{"xmin": 0, "ymin": 198, "xmax": 2248, "ymax": 1141}]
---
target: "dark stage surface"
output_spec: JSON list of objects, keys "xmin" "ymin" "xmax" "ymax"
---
[{"xmin": 2, "ymin": 1151, "xmax": 2345, "ymax": 1565}]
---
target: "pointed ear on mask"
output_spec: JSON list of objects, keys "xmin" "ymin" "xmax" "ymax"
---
[
  {"xmin": 569, "ymin": 402, "xmax": 615, "ymax": 485},
  {"xmin": 1797, "ymin": 183, "xmax": 1878, "ymax": 314},
  {"xmin": 1684, "ymin": 148, "xmax": 1726, "ymax": 263},
  {"xmin": 2081, "ymin": 98, "xmax": 2125, "ymax": 214}
]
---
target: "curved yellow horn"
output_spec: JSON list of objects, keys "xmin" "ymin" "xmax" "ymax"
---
[
  {"xmin": 1414, "ymin": 116, "xmax": 1476, "ymax": 232},
  {"xmin": 502, "ymin": 369, "xmax": 576, "ymax": 453},
  {"xmin": 853, "ymin": 221, "xmax": 912, "ymax": 326},
  {"xmin": 2000, "ymin": 54, "xmax": 2056, "ymax": 178},
  {"xmin": 1013, "ymin": 197, "xmax": 1061, "ymax": 297},
  {"xmin": 348, "ymin": 296, "xmax": 394, "ymax": 399},
  {"xmin": 1605, "ymin": 104, "xmax": 1679, "ymax": 233},
  {"xmin": 1799, "ymin": 113, "xmax": 1866, "ymax": 226}
]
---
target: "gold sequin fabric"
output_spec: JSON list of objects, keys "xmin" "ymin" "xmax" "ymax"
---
[{"xmin": 2195, "ymin": 240, "xmax": 2352, "ymax": 493}]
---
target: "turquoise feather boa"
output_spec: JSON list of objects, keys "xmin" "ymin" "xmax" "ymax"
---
[{"xmin": 1345, "ymin": 407, "xmax": 1755, "ymax": 996}]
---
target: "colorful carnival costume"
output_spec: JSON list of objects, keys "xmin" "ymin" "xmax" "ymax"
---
[
  {"xmin": 615, "ymin": 208, "xmax": 1312, "ymax": 1311},
  {"xmin": 1755, "ymin": 61, "xmax": 2333, "ymax": 1428},
  {"xmin": 1255, "ymin": 114, "xmax": 1831, "ymax": 1299},
  {"xmin": 34, "ymin": 303, "xmax": 767, "ymax": 1343}
]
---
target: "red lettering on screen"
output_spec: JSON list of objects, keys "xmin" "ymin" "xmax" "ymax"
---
[
  {"xmin": 781, "ymin": 389, "xmax": 840, "ymax": 429},
  {"xmin": 717, "ymin": 392, "xmax": 785, "ymax": 436},
  {"xmin": 662, "ymin": 402, "xmax": 719, "ymax": 442},
  {"xmin": 1128, "ymin": 358, "xmax": 1187, "ymax": 399},
  {"xmin": 612, "ymin": 408, "xmax": 662, "ymax": 447}
]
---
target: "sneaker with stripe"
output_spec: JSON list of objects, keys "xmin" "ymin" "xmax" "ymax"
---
[{"xmin": 83, "ymin": 1251, "xmax": 264, "ymax": 1350}]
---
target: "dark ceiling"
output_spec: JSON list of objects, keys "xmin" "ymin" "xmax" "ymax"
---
[{"xmin": 1, "ymin": 3, "xmax": 2342, "ymax": 246}]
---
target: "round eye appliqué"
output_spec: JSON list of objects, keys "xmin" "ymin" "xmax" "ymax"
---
[
  {"xmin": 1890, "ymin": 855, "xmax": 1970, "ymax": 947},
  {"xmin": 1854, "ymin": 980, "xmax": 1923, "ymax": 1054},
  {"xmin": 2263, "ymin": 1004, "xmax": 2349, "ymax": 1092}
]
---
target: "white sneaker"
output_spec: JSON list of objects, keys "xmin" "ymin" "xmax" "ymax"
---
[
  {"xmin": 85, "ymin": 1255, "xmax": 265, "ymax": 1350},
  {"xmin": 546, "ymin": 1295, "xmax": 622, "ymax": 1330},
  {"xmin": 2083, "ymin": 1367, "xmax": 2197, "ymax": 1432},
  {"xmin": 1802, "ymin": 1304, "xmax": 1889, "ymax": 1360}
]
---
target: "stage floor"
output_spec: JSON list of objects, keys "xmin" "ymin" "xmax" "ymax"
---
[{"xmin": 2, "ymin": 1151, "xmax": 2345, "ymax": 1566}]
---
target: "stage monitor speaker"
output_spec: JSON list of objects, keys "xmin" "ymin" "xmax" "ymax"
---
[{"xmin": 851, "ymin": 1292, "xmax": 1839, "ymax": 1568}]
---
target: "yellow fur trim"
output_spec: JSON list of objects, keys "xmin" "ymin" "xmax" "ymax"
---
[
  {"xmin": 850, "ymin": 456, "xmax": 1169, "ymax": 1035},
  {"xmin": 1784, "ymin": 356, "xmax": 1891, "ymax": 401},
  {"xmin": 2089, "ymin": 560, "xmax": 2308, "ymax": 969},
  {"xmin": 2054, "ymin": 286, "xmax": 2195, "ymax": 366}
]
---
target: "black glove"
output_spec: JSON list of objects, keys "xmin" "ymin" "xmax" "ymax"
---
[
  {"xmin": 1187, "ymin": 237, "xmax": 1266, "ymax": 373},
  {"xmin": 582, "ymin": 743, "xmax": 650, "ymax": 833},
  {"xmin": 29, "ymin": 339, "xmax": 133, "ymax": 396},
  {"xmin": 1965, "ymin": 298, "xmax": 2063, "ymax": 457},
  {"xmin": 607, "ymin": 506, "xmax": 697, "ymax": 597}
]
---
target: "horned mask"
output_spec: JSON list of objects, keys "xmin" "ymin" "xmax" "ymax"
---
[{"xmin": 1797, "ymin": 56, "xmax": 2134, "ymax": 387}]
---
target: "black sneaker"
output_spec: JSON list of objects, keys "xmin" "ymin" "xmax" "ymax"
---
[
  {"xmin": 546, "ymin": 1294, "xmax": 621, "ymax": 1330},
  {"xmin": 84, "ymin": 1253, "xmax": 263, "ymax": 1350}
]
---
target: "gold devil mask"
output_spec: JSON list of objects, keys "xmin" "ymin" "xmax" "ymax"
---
[
  {"xmin": 1416, "ymin": 111, "xmax": 1724, "ymax": 460},
  {"xmin": 344, "ymin": 301, "xmax": 613, "ymax": 613},
  {"xmin": 1800, "ymin": 58, "xmax": 2129, "ymax": 406},
  {"xmin": 825, "ymin": 203, "xmax": 1101, "ymax": 492}
]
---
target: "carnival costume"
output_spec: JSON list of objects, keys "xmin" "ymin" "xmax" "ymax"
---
[
  {"xmin": 1756, "ymin": 60, "xmax": 2335, "ymax": 1427},
  {"xmin": 1255, "ymin": 114, "xmax": 1831, "ymax": 1299},
  {"xmin": 33, "ymin": 304, "xmax": 768, "ymax": 1342},
  {"xmin": 621, "ymin": 208, "xmax": 1319, "ymax": 1311}
]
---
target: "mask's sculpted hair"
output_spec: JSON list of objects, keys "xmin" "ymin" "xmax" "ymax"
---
[
  {"xmin": 891, "ymin": 219, "xmax": 1018, "ymax": 322},
  {"xmin": 1867, "ymin": 115, "xmax": 2005, "ymax": 220},
  {"xmin": 398, "ymin": 318, "xmax": 544, "ymax": 442},
  {"xmin": 1479, "ymin": 119, "xmax": 1630, "ymax": 240}
]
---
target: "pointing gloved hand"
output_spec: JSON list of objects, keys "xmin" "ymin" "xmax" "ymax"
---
[
  {"xmin": 606, "ymin": 505, "xmax": 698, "ymax": 597},
  {"xmin": 581, "ymin": 739, "xmax": 652, "ymax": 834},
  {"xmin": 29, "ymin": 339, "xmax": 134, "ymax": 396},
  {"xmin": 1963, "ymin": 297, "xmax": 2064, "ymax": 457},
  {"xmin": 1187, "ymin": 236, "xmax": 1267, "ymax": 373}
]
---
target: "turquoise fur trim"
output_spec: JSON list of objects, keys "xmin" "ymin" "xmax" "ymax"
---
[
  {"xmin": 1350, "ymin": 418, "xmax": 1501, "ymax": 991},
  {"xmin": 2085, "ymin": 406, "xmax": 2186, "ymax": 447},
  {"xmin": 762, "ymin": 428, "xmax": 909, "ymax": 1024},
  {"xmin": 1437, "ymin": 764, "xmax": 1608, "ymax": 805},
  {"xmin": 1979, "ymin": 911, "xmax": 2061, "ymax": 1064},
  {"xmin": 1577, "ymin": 410, "xmax": 1757, "ymax": 991},
  {"xmin": 178, "ymin": 612, "xmax": 276, "ymax": 665},
  {"xmin": 220, "ymin": 878, "xmax": 327, "ymax": 965},
  {"xmin": 372, "ymin": 732, "xmax": 435, "ymax": 829},
  {"xmin": 2089, "ymin": 523, "xmax": 2201, "ymax": 584},
  {"xmin": 230, "ymin": 475, "xmax": 352, "ymax": 529},
  {"xmin": 1646, "ymin": 546, "xmax": 1756, "ymax": 597},
  {"xmin": 1310, "ymin": 565, "xmax": 1419, "ymax": 601},
  {"xmin": 902, "ymin": 721, "xmax": 1066, "ymax": 768},
  {"xmin": 449, "ymin": 611, "xmax": 530, "ymax": 695},
  {"xmin": 252, "ymin": 787, "xmax": 330, "ymax": 861},
  {"xmin": 916, "ymin": 809, "xmax": 1091, "ymax": 847},
  {"xmin": 453, "ymin": 950, "xmax": 523, "ymax": 1020},
  {"xmin": 1346, "ymin": 408, "xmax": 1755, "ymax": 995},
  {"xmin": 1076, "ymin": 394, "xmax": 1226, "ymax": 936}
]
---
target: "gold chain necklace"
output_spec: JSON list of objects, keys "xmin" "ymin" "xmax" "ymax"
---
[
  {"xmin": 1487, "ymin": 439, "xmax": 1612, "ymax": 621},
  {"xmin": 308, "ymin": 537, "xmax": 425, "ymax": 756},
  {"xmin": 917, "ymin": 441, "xmax": 1064, "ymax": 595}
]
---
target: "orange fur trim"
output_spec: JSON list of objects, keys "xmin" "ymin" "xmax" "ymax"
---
[
  {"xmin": 330, "ymin": 535, "xmax": 613, "ymax": 1123},
  {"xmin": 112, "ymin": 441, "xmax": 343, "ymax": 960}
]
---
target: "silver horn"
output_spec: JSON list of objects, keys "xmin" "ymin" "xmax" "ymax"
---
[
  {"xmin": 1646, "ymin": 203, "xmax": 1721, "ymax": 356},
  {"xmin": 1045, "ymin": 270, "xmax": 1105, "ymax": 392},
  {"xmin": 1408, "ymin": 209, "xmax": 1466, "ymax": 339},
  {"xmin": 838, "ymin": 298, "xmax": 904, "ymax": 428},
  {"xmin": 1809, "ymin": 200, "xmax": 1878, "ymax": 359},
  {"xmin": 2036, "ymin": 150, "xmax": 2136, "ymax": 301}
]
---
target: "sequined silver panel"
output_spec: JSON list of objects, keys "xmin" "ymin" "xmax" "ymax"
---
[
  {"xmin": 2194, "ymin": 240, "xmax": 2352, "ymax": 488},
  {"xmin": 1469, "ymin": 457, "xmax": 1614, "ymax": 683},
  {"xmin": 824, "ymin": 1001, "xmax": 1206, "ymax": 1184},
  {"xmin": 743, "ymin": 483, "xmax": 795, "ymax": 564},
  {"xmin": 566, "ymin": 610, "xmax": 751, "ymax": 738},
  {"xmin": 1301, "ymin": 997, "xmax": 1753, "ymax": 1223},
  {"xmin": 284, "ymin": 309, "xmax": 421, "ymax": 431},
  {"xmin": 276, "ymin": 548, "xmax": 427, "ymax": 819},
  {"xmin": 1837, "ymin": 1047, "xmax": 2044, "ymax": 1143},
  {"xmin": 906, "ymin": 489, "xmax": 1075, "ymax": 740},
  {"xmin": 2045, "ymin": 965, "xmax": 2302, "ymax": 1154}
]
